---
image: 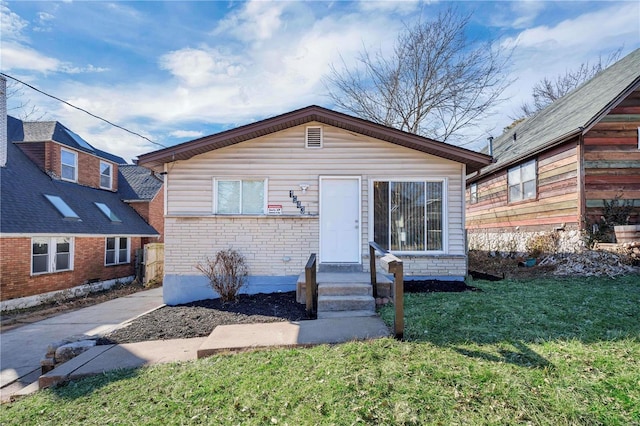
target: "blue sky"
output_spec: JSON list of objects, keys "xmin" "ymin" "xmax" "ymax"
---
[{"xmin": 2, "ymin": 1, "xmax": 639, "ymax": 163}]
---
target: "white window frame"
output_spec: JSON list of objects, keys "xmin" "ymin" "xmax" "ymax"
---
[
  {"xmin": 508, "ymin": 159, "xmax": 537, "ymax": 203},
  {"xmin": 100, "ymin": 161, "xmax": 112, "ymax": 189},
  {"xmin": 470, "ymin": 183, "xmax": 478, "ymax": 204},
  {"xmin": 212, "ymin": 178, "xmax": 268, "ymax": 215},
  {"xmin": 61, "ymin": 148, "xmax": 78, "ymax": 182},
  {"xmin": 369, "ymin": 178, "xmax": 448, "ymax": 255},
  {"xmin": 31, "ymin": 237, "xmax": 74, "ymax": 275},
  {"xmin": 105, "ymin": 237, "xmax": 130, "ymax": 266}
]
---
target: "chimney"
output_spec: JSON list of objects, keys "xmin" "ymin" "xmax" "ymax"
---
[
  {"xmin": 0, "ymin": 76, "xmax": 7, "ymax": 167},
  {"xmin": 487, "ymin": 136, "xmax": 494, "ymax": 157}
]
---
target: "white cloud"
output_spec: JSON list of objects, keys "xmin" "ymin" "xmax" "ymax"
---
[
  {"xmin": 170, "ymin": 130, "xmax": 205, "ymax": 139},
  {"xmin": 34, "ymin": 11, "xmax": 55, "ymax": 32},
  {"xmin": 213, "ymin": 0, "xmax": 288, "ymax": 43},
  {"xmin": 159, "ymin": 47, "xmax": 244, "ymax": 87},
  {"xmin": 1, "ymin": 42, "xmax": 61, "ymax": 73},
  {"xmin": 357, "ymin": 0, "xmax": 422, "ymax": 14},
  {"xmin": 509, "ymin": 0, "xmax": 546, "ymax": 29},
  {"xmin": 1, "ymin": 4, "xmax": 29, "ymax": 41}
]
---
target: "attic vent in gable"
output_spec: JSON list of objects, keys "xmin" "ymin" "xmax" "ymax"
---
[{"xmin": 305, "ymin": 126, "xmax": 323, "ymax": 148}]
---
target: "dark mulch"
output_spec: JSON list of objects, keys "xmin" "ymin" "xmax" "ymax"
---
[
  {"xmin": 100, "ymin": 281, "xmax": 479, "ymax": 345},
  {"xmin": 403, "ymin": 280, "xmax": 481, "ymax": 293},
  {"xmin": 100, "ymin": 291, "xmax": 308, "ymax": 345}
]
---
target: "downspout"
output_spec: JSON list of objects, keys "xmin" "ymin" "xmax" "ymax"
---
[{"xmin": 577, "ymin": 128, "xmax": 586, "ymax": 231}]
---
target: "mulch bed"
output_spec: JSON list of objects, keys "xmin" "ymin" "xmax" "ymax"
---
[
  {"xmin": 100, "ymin": 281, "xmax": 479, "ymax": 345},
  {"xmin": 403, "ymin": 280, "xmax": 481, "ymax": 293},
  {"xmin": 100, "ymin": 291, "xmax": 308, "ymax": 345}
]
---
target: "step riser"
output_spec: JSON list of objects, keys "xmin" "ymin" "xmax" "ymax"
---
[
  {"xmin": 318, "ymin": 284, "xmax": 372, "ymax": 297},
  {"xmin": 318, "ymin": 297, "xmax": 375, "ymax": 312},
  {"xmin": 318, "ymin": 310, "xmax": 376, "ymax": 319}
]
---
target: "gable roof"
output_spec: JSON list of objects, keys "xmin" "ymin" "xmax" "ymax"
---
[
  {"xmin": 1, "ymin": 116, "xmax": 158, "ymax": 237},
  {"xmin": 15, "ymin": 119, "xmax": 127, "ymax": 164},
  {"xmin": 473, "ymin": 48, "xmax": 640, "ymax": 180},
  {"xmin": 137, "ymin": 105, "xmax": 492, "ymax": 173},
  {"xmin": 118, "ymin": 165, "xmax": 164, "ymax": 201}
]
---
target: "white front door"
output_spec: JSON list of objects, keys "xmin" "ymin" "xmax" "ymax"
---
[{"xmin": 320, "ymin": 177, "xmax": 361, "ymax": 263}]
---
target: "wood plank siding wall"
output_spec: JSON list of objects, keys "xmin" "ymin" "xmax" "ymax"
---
[
  {"xmin": 164, "ymin": 122, "xmax": 466, "ymax": 259},
  {"xmin": 583, "ymin": 88, "xmax": 640, "ymax": 224},
  {"xmin": 466, "ymin": 140, "xmax": 580, "ymax": 232}
]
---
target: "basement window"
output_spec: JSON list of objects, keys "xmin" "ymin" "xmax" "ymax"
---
[{"xmin": 305, "ymin": 126, "xmax": 323, "ymax": 148}]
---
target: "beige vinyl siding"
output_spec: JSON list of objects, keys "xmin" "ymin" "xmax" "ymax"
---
[{"xmin": 165, "ymin": 123, "xmax": 465, "ymax": 257}]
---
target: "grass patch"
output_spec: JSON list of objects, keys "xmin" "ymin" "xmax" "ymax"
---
[{"xmin": 2, "ymin": 275, "xmax": 639, "ymax": 425}]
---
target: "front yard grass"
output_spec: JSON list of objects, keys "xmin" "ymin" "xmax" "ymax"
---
[{"xmin": 2, "ymin": 275, "xmax": 639, "ymax": 425}]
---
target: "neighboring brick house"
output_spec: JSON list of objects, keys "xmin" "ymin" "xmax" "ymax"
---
[
  {"xmin": 0, "ymin": 115, "xmax": 159, "ymax": 310},
  {"xmin": 466, "ymin": 48, "xmax": 640, "ymax": 253},
  {"xmin": 118, "ymin": 165, "xmax": 164, "ymax": 245},
  {"xmin": 138, "ymin": 105, "xmax": 491, "ymax": 305}
]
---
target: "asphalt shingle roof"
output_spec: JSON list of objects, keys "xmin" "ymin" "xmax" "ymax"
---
[
  {"xmin": 16, "ymin": 120, "xmax": 127, "ymax": 164},
  {"xmin": 118, "ymin": 165, "xmax": 163, "ymax": 201},
  {"xmin": 477, "ymin": 48, "xmax": 640, "ymax": 178},
  {"xmin": 1, "ymin": 116, "xmax": 158, "ymax": 236}
]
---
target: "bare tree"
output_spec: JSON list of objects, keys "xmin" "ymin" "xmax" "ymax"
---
[
  {"xmin": 5, "ymin": 79, "xmax": 46, "ymax": 121},
  {"xmin": 324, "ymin": 7, "xmax": 512, "ymax": 143},
  {"xmin": 519, "ymin": 48, "xmax": 623, "ymax": 117}
]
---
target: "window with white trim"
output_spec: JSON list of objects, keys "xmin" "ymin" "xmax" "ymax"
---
[
  {"xmin": 32, "ymin": 237, "xmax": 73, "ymax": 274},
  {"xmin": 214, "ymin": 179, "xmax": 266, "ymax": 214},
  {"xmin": 373, "ymin": 180, "xmax": 444, "ymax": 252},
  {"xmin": 470, "ymin": 183, "xmax": 478, "ymax": 204},
  {"xmin": 105, "ymin": 237, "xmax": 129, "ymax": 265},
  {"xmin": 100, "ymin": 161, "xmax": 112, "ymax": 189},
  {"xmin": 508, "ymin": 159, "xmax": 536, "ymax": 202},
  {"xmin": 61, "ymin": 148, "xmax": 77, "ymax": 182}
]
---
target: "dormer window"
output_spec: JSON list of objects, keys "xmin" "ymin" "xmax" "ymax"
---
[
  {"xmin": 100, "ymin": 161, "xmax": 112, "ymax": 189},
  {"xmin": 61, "ymin": 148, "xmax": 77, "ymax": 182}
]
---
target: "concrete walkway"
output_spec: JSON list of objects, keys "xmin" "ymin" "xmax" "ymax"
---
[
  {"xmin": 2, "ymin": 287, "xmax": 391, "ymax": 402},
  {"xmin": 1, "ymin": 287, "xmax": 164, "ymax": 401}
]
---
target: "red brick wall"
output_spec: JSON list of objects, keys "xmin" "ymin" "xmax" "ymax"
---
[
  {"xmin": 0, "ymin": 236, "xmax": 142, "ymax": 301},
  {"xmin": 127, "ymin": 185, "xmax": 165, "ymax": 245},
  {"xmin": 148, "ymin": 186, "xmax": 165, "ymax": 243},
  {"xmin": 15, "ymin": 142, "xmax": 46, "ymax": 170},
  {"xmin": 17, "ymin": 142, "xmax": 119, "ymax": 192}
]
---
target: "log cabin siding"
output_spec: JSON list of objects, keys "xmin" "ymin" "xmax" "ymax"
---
[
  {"xmin": 467, "ymin": 141, "xmax": 579, "ymax": 231},
  {"xmin": 583, "ymin": 89, "xmax": 640, "ymax": 224}
]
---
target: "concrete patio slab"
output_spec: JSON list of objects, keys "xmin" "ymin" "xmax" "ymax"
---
[{"xmin": 197, "ymin": 316, "xmax": 391, "ymax": 357}]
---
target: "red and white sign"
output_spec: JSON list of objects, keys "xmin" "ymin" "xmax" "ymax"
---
[{"xmin": 267, "ymin": 204, "xmax": 283, "ymax": 215}]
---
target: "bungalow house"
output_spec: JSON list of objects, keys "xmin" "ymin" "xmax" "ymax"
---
[
  {"xmin": 0, "ymin": 110, "xmax": 160, "ymax": 310},
  {"xmin": 466, "ymin": 48, "xmax": 640, "ymax": 253},
  {"xmin": 137, "ymin": 105, "xmax": 491, "ymax": 305}
]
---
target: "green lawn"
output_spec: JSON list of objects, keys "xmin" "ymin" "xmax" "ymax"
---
[{"xmin": 2, "ymin": 275, "xmax": 639, "ymax": 425}]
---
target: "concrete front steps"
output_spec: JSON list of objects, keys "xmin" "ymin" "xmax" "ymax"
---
[{"xmin": 296, "ymin": 272, "xmax": 392, "ymax": 319}]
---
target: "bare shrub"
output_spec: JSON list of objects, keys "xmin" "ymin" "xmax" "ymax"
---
[
  {"xmin": 195, "ymin": 249, "xmax": 248, "ymax": 302},
  {"xmin": 525, "ymin": 233, "xmax": 559, "ymax": 258}
]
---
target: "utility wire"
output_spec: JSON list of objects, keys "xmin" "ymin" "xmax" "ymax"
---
[{"xmin": 1, "ymin": 72, "xmax": 166, "ymax": 148}]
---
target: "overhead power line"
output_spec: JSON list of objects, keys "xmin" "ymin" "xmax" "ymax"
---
[{"xmin": 1, "ymin": 72, "xmax": 166, "ymax": 148}]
